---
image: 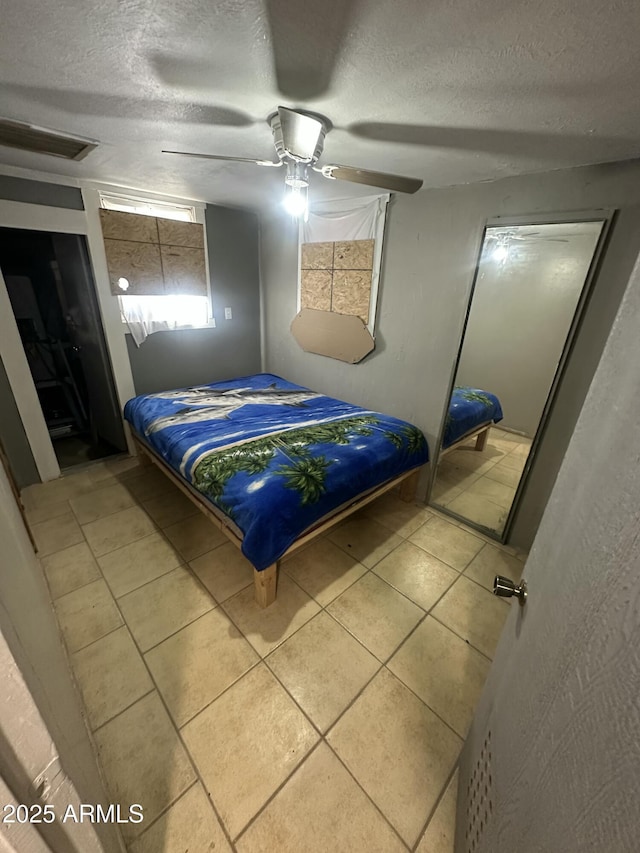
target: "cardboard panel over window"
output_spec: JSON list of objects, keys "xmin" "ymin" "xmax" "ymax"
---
[
  {"xmin": 301, "ymin": 241, "xmax": 334, "ymax": 270},
  {"xmin": 331, "ymin": 269, "xmax": 371, "ymax": 322},
  {"xmin": 300, "ymin": 238, "xmax": 374, "ymax": 321},
  {"xmin": 160, "ymin": 245, "xmax": 207, "ymax": 295},
  {"xmin": 290, "ymin": 308, "xmax": 375, "ymax": 364},
  {"xmin": 99, "ymin": 209, "xmax": 207, "ymax": 296},
  {"xmin": 99, "ymin": 208, "xmax": 159, "ymax": 243},
  {"xmin": 103, "ymin": 239, "xmax": 163, "ymax": 295},
  {"xmin": 300, "ymin": 270, "xmax": 332, "ymax": 312},
  {"xmin": 334, "ymin": 240, "xmax": 374, "ymax": 269},
  {"xmin": 157, "ymin": 218, "xmax": 204, "ymax": 249}
]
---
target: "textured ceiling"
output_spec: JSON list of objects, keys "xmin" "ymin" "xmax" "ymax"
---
[{"xmin": 1, "ymin": 0, "xmax": 640, "ymax": 211}]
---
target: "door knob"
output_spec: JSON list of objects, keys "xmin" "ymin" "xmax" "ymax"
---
[{"xmin": 493, "ymin": 575, "xmax": 527, "ymax": 605}]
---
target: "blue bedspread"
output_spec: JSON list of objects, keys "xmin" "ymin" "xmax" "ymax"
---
[
  {"xmin": 124, "ymin": 373, "xmax": 429, "ymax": 571},
  {"xmin": 443, "ymin": 386, "xmax": 503, "ymax": 448}
]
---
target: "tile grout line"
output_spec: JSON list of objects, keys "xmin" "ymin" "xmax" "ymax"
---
[
  {"xmin": 410, "ymin": 753, "xmax": 462, "ymax": 853},
  {"xmin": 88, "ymin": 560, "xmax": 240, "ymax": 853},
  {"xmin": 373, "ymin": 573, "xmax": 476, "ymax": 741},
  {"xmin": 430, "ymin": 427, "xmax": 530, "ymax": 534},
  {"xmin": 31, "ymin": 469, "xmax": 519, "ymax": 850},
  {"xmin": 322, "ymin": 742, "xmax": 413, "ymax": 851},
  {"xmin": 65, "ymin": 620, "xmax": 126, "ymax": 656},
  {"xmin": 174, "ymin": 655, "xmax": 265, "ymax": 732},
  {"xmin": 208, "ymin": 490, "xmax": 502, "ymax": 778},
  {"xmin": 229, "ymin": 736, "xmax": 328, "ymax": 845},
  {"xmin": 107, "ymin": 558, "xmax": 209, "ymax": 608},
  {"xmin": 50, "ymin": 485, "xmax": 500, "ymax": 669},
  {"xmin": 121, "ymin": 780, "xmax": 202, "ymax": 849},
  {"xmin": 89, "ymin": 687, "xmax": 157, "ymax": 735},
  {"xmin": 231, "ymin": 719, "xmax": 413, "ymax": 853},
  {"xmin": 236, "ymin": 562, "xmax": 466, "ymax": 842},
  {"xmin": 35, "ymin": 473, "xmax": 238, "ymax": 852},
  {"xmin": 33, "ymin": 517, "xmax": 132, "ymax": 853},
  {"xmin": 428, "ymin": 613, "xmax": 496, "ymax": 664},
  {"xmin": 268, "ymin": 515, "xmax": 498, "ymax": 736},
  {"xmin": 189, "ymin": 532, "xmax": 454, "ymax": 845},
  {"xmin": 106, "ymin": 560, "xmax": 187, "ymax": 605}
]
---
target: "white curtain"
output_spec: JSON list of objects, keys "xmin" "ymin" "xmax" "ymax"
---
[
  {"xmin": 300, "ymin": 193, "xmax": 390, "ymax": 330},
  {"xmin": 302, "ymin": 193, "xmax": 389, "ymax": 242},
  {"xmin": 118, "ymin": 295, "xmax": 210, "ymax": 346}
]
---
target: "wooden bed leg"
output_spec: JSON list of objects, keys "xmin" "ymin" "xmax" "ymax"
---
[
  {"xmin": 475, "ymin": 427, "xmax": 489, "ymax": 452},
  {"xmin": 398, "ymin": 470, "xmax": 420, "ymax": 503},
  {"xmin": 254, "ymin": 563, "xmax": 277, "ymax": 608}
]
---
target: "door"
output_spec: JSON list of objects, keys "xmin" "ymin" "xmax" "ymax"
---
[
  {"xmin": 51, "ymin": 234, "xmax": 126, "ymax": 452},
  {"xmin": 456, "ymin": 249, "xmax": 640, "ymax": 851}
]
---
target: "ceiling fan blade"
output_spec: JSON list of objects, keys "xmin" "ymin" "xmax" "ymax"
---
[
  {"xmin": 264, "ymin": 0, "xmax": 359, "ymax": 99},
  {"xmin": 346, "ymin": 122, "xmax": 632, "ymax": 163},
  {"xmin": 162, "ymin": 150, "xmax": 281, "ymax": 167},
  {"xmin": 1, "ymin": 82, "xmax": 256, "ymax": 127},
  {"xmin": 277, "ymin": 107, "xmax": 324, "ymax": 161},
  {"xmin": 319, "ymin": 164, "xmax": 423, "ymax": 194}
]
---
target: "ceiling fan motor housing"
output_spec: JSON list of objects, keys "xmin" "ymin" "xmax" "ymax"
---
[{"xmin": 269, "ymin": 108, "xmax": 327, "ymax": 164}]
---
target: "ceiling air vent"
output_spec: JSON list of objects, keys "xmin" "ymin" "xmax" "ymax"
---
[{"xmin": 0, "ymin": 118, "xmax": 97, "ymax": 161}]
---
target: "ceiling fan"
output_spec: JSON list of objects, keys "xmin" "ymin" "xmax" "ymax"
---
[
  {"xmin": 485, "ymin": 228, "xmax": 570, "ymax": 262},
  {"xmin": 163, "ymin": 106, "xmax": 423, "ymax": 216},
  {"xmin": 486, "ymin": 230, "xmax": 569, "ymax": 244}
]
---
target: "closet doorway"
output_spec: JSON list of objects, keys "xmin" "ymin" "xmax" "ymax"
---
[{"xmin": 0, "ymin": 227, "xmax": 126, "ymax": 471}]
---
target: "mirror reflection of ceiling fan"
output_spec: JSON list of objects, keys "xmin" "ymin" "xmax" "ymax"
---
[
  {"xmin": 484, "ymin": 228, "xmax": 570, "ymax": 262},
  {"xmin": 486, "ymin": 230, "xmax": 570, "ymax": 244},
  {"xmin": 163, "ymin": 105, "xmax": 424, "ymax": 217}
]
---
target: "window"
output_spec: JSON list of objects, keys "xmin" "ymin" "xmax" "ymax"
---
[
  {"xmin": 97, "ymin": 194, "xmax": 212, "ymax": 345},
  {"xmin": 99, "ymin": 192, "xmax": 196, "ymax": 222}
]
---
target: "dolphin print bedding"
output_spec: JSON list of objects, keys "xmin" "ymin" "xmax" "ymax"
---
[
  {"xmin": 443, "ymin": 386, "xmax": 503, "ymax": 448},
  {"xmin": 124, "ymin": 373, "xmax": 429, "ymax": 571}
]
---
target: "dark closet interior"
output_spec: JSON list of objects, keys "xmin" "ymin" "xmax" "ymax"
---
[{"xmin": 0, "ymin": 227, "xmax": 126, "ymax": 470}]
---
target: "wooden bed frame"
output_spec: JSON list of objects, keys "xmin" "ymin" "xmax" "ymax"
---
[
  {"xmin": 132, "ymin": 433, "xmax": 423, "ymax": 609},
  {"xmin": 440, "ymin": 421, "xmax": 491, "ymax": 457}
]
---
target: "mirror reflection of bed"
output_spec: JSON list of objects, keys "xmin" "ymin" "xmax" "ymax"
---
[{"xmin": 430, "ymin": 218, "xmax": 606, "ymax": 537}]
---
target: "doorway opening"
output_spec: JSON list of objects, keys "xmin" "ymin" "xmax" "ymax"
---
[{"xmin": 0, "ymin": 227, "xmax": 127, "ymax": 472}]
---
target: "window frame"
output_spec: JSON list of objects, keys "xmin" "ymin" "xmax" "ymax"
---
[{"xmin": 97, "ymin": 191, "xmax": 215, "ymax": 330}]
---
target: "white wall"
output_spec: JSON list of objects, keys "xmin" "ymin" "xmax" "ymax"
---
[
  {"xmin": 0, "ymin": 468, "xmax": 123, "ymax": 853},
  {"xmin": 260, "ymin": 158, "xmax": 640, "ymax": 548},
  {"xmin": 456, "ymin": 229, "xmax": 601, "ymax": 436}
]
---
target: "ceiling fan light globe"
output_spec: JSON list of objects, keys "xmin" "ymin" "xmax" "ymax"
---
[{"xmin": 283, "ymin": 187, "xmax": 308, "ymax": 217}]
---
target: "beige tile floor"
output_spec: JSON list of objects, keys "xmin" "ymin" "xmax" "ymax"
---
[
  {"xmin": 431, "ymin": 427, "xmax": 533, "ymax": 534},
  {"xmin": 22, "ymin": 455, "xmax": 527, "ymax": 853}
]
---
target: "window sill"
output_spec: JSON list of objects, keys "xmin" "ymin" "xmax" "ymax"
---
[{"xmin": 121, "ymin": 319, "xmax": 217, "ymax": 332}]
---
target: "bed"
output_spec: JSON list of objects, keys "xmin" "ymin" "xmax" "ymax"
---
[
  {"xmin": 441, "ymin": 386, "xmax": 503, "ymax": 455},
  {"xmin": 124, "ymin": 373, "xmax": 429, "ymax": 607}
]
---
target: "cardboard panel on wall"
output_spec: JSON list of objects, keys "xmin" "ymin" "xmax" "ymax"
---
[{"xmin": 291, "ymin": 308, "xmax": 375, "ymax": 364}]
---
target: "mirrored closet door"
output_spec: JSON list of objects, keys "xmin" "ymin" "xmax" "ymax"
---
[{"xmin": 431, "ymin": 217, "xmax": 607, "ymax": 538}]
